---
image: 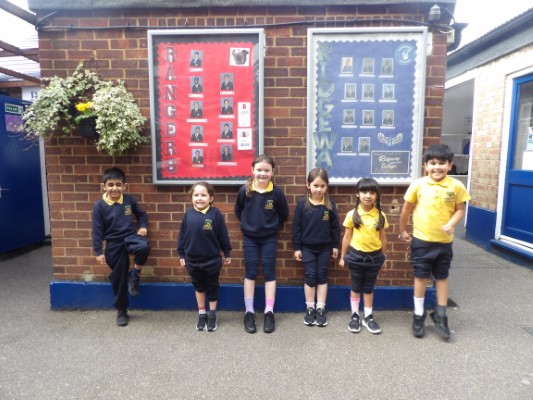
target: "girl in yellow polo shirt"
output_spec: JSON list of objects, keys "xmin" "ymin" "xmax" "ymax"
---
[{"xmin": 339, "ymin": 178, "xmax": 388, "ymax": 334}]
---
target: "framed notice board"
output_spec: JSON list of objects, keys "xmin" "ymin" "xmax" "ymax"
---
[
  {"xmin": 148, "ymin": 29, "xmax": 264, "ymax": 185},
  {"xmin": 307, "ymin": 27, "xmax": 427, "ymax": 185}
]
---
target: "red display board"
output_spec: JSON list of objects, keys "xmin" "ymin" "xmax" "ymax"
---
[{"xmin": 148, "ymin": 29, "xmax": 264, "ymax": 184}]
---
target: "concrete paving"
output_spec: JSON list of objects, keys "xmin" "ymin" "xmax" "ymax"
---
[{"xmin": 0, "ymin": 238, "xmax": 532, "ymax": 399}]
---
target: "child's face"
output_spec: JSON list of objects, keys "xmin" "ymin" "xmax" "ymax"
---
[
  {"xmin": 102, "ymin": 178, "xmax": 126, "ymax": 201},
  {"xmin": 357, "ymin": 190, "xmax": 377, "ymax": 211},
  {"xmin": 252, "ymin": 161, "xmax": 273, "ymax": 186},
  {"xmin": 425, "ymin": 158, "xmax": 453, "ymax": 182},
  {"xmin": 192, "ymin": 185, "xmax": 213, "ymax": 211},
  {"xmin": 307, "ymin": 177, "xmax": 328, "ymax": 202}
]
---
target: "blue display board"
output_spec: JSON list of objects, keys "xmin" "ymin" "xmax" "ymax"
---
[{"xmin": 307, "ymin": 28, "xmax": 427, "ymax": 185}]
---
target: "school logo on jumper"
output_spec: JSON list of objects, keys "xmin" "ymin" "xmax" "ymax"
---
[
  {"xmin": 322, "ymin": 211, "xmax": 330, "ymax": 221},
  {"xmin": 444, "ymin": 191, "xmax": 455, "ymax": 202},
  {"xmin": 265, "ymin": 200, "xmax": 274, "ymax": 210},
  {"xmin": 124, "ymin": 205, "xmax": 132, "ymax": 216},
  {"xmin": 203, "ymin": 219, "xmax": 213, "ymax": 230}
]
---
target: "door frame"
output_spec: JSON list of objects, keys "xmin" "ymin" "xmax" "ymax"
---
[{"xmin": 495, "ymin": 66, "xmax": 533, "ymax": 249}]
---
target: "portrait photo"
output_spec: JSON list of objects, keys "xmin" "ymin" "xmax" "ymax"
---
[
  {"xmin": 341, "ymin": 57, "xmax": 353, "ymax": 74},
  {"xmin": 192, "ymin": 149, "xmax": 204, "ymax": 164},
  {"xmin": 381, "ymin": 58, "xmax": 394, "ymax": 75},
  {"xmin": 221, "ymin": 122, "xmax": 233, "ymax": 139},
  {"xmin": 361, "ymin": 58, "xmax": 374, "ymax": 74},
  {"xmin": 191, "ymin": 77, "xmax": 203, "ymax": 93},
  {"xmin": 383, "ymin": 84, "xmax": 395, "ymax": 99},
  {"xmin": 343, "ymin": 109, "xmax": 355, "ymax": 125},
  {"xmin": 190, "ymin": 101, "xmax": 203, "ymax": 118},
  {"xmin": 362, "ymin": 110, "xmax": 374, "ymax": 126},
  {"xmin": 221, "ymin": 145, "xmax": 233, "ymax": 161},
  {"xmin": 344, "ymin": 83, "xmax": 356, "ymax": 99},
  {"xmin": 220, "ymin": 73, "xmax": 234, "ymax": 90},
  {"xmin": 190, "ymin": 126, "xmax": 203, "ymax": 142},
  {"xmin": 362, "ymin": 83, "xmax": 374, "ymax": 100},
  {"xmin": 221, "ymin": 98, "xmax": 234, "ymax": 115},
  {"xmin": 341, "ymin": 137, "xmax": 353, "ymax": 153},
  {"xmin": 189, "ymin": 51, "xmax": 202, "ymax": 68},
  {"xmin": 382, "ymin": 110, "xmax": 394, "ymax": 126},
  {"xmin": 358, "ymin": 137, "xmax": 370, "ymax": 153}
]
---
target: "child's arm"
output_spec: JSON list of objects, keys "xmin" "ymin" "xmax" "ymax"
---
[
  {"xmin": 338, "ymin": 227, "xmax": 352, "ymax": 268},
  {"xmin": 442, "ymin": 202, "xmax": 466, "ymax": 235},
  {"xmin": 380, "ymin": 228, "xmax": 388, "ymax": 267},
  {"xmin": 137, "ymin": 227, "xmax": 147, "ymax": 236},
  {"xmin": 399, "ymin": 200, "xmax": 414, "ymax": 241}
]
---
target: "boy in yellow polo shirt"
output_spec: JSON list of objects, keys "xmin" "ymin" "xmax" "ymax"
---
[{"xmin": 399, "ymin": 144, "xmax": 470, "ymax": 340}]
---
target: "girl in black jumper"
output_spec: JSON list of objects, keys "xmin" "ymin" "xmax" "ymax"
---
[
  {"xmin": 292, "ymin": 168, "xmax": 340, "ymax": 327},
  {"xmin": 177, "ymin": 182, "xmax": 232, "ymax": 332}
]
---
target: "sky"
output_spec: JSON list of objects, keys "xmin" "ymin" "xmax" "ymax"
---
[{"xmin": 0, "ymin": 0, "xmax": 532, "ymax": 47}]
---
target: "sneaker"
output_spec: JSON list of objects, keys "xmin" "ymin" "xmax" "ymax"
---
[
  {"xmin": 412, "ymin": 312, "xmax": 426, "ymax": 338},
  {"xmin": 263, "ymin": 311, "xmax": 275, "ymax": 333},
  {"xmin": 244, "ymin": 312, "xmax": 256, "ymax": 334},
  {"xmin": 348, "ymin": 312, "xmax": 361, "ymax": 333},
  {"xmin": 315, "ymin": 307, "xmax": 328, "ymax": 327},
  {"xmin": 304, "ymin": 307, "xmax": 316, "ymax": 326},
  {"xmin": 207, "ymin": 314, "xmax": 218, "ymax": 332},
  {"xmin": 430, "ymin": 311, "xmax": 451, "ymax": 340},
  {"xmin": 362, "ymin": 314, "xmax": 382, "ymax": 334},
  {"xmin": 128, "ymin": 273, "xmax": 140, "ymax": 296},
  {"xmin": 196, "ymin": 314, "xmax": 207, "ymax": 331},
  {"xmin": 116, "ymin": 309, "xmax": 129, "ymax": 326}
]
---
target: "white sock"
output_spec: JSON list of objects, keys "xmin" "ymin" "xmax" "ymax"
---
[
  {"xmin": 414, "ymin": 296, "xmax": 425, "ymax": 316},
  {"xmin": 364, "ymin": 307, "xmax": 373, "ymax": 318}
]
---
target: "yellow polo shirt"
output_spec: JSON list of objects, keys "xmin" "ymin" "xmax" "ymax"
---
[
  {"xmin": 404, "ymin": 175, "xmax": 471, "ymax": 243},
  {"xmin": 343, "ymin": 207, "xmax": 389, "ymax": 252}
]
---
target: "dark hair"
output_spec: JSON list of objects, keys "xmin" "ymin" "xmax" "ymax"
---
[
  {"xmin": 189, "ymin": 181, "xmax": 215, "ymax": 205},
  {"xmin": 305, "ymin": 167, "xmax": 333, "ymax": 211},
  {"xmin": 424, "ymin": 144, "xmax": 454, "ymax": 163},
  {"xmin": 245, "ymin": 154, "xmax": 275, "ymax": 197},
  {"xmin": 352, "ymin": 177, "xmax": 385, "ymax": 230},
  {"xmin": 102, "ymin": 167, "xmax": 126, "ymax": 183}
]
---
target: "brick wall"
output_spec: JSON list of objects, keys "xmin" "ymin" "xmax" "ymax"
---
[{"xmin": 37, "ymin": 5, "xmax": 448, "ymax": 287}]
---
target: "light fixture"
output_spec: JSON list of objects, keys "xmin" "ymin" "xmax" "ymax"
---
[{"xmin": 428, "ymin": 4, "xmax": 441, "ymax": 22}]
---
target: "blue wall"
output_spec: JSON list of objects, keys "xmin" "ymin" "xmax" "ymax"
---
[{"xmin": 50, "ymin": 282, "xmax": 436, "ymax": 312}]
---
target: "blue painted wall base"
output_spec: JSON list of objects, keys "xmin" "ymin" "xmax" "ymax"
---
[{"xmin": 50, "ymin": 281, "xmax": 436, "ymax": 312}]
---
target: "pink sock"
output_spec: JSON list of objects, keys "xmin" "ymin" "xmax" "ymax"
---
[
  {"xmin": 265, "ymin": 298, "xmax": 275, "ymax": 313},
  {"xmin": 350, "ymin": 296, "xmax": 360, "ymax": 315}
]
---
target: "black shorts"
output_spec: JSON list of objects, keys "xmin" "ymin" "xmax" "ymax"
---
[{"xmin": 411, "ymin": 237, "xmax": 453, "ymax": 279}]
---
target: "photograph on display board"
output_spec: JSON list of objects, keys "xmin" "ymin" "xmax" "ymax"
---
[
  {"xmin": 148, "ymin": 29, "xmax": 264, "ymax": 184},
  {"xmin": 307, "ymin": 27, "xmax": 427, "ymax": 185}
]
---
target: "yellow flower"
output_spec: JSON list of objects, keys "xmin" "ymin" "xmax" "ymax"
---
[{"xmin": 75, "ymin": 101, "xmax": 93, "ymax": 113}]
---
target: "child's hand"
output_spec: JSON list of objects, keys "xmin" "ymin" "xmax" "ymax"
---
[
  {"xmin": 294, "ymin": 250, "xmax": 302, "ymax": 261},
  {"xmin": 398, "ymin": 231, "xmax": 412, "ymax": 242},
  {"xmin": 223, "ymin": 257, "xmax": 231, "ymax": 265},
  {"xmin": 96, "ymin": 255, "xmax": 106, "ymax": 265},
  {"xmin": 339, "ymin": 258, "xmax": 345, "ymax": 268},
  {"xmin": 137, "ymin": 227, "xmax": 147, "ymax": 236},
  {"xmin": 442, "ymin": 224, "xmax": 455, "ymax": 235},
  {"xmin": 179, "ymin": 258, "xmax": 186, "ymax": 267},
  {"xmin": 331, "ymin": 248, "xmax": 339, "ymax": 259}
]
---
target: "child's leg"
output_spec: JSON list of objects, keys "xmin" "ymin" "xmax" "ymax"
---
[
  {"xmin": 304, "ymin": 284, "xmax": 316, "ymax": 307},
  {"xmin": 125, "ymin": 235, "xmax": 150, "ymax": 296},
  {"xmin": 302, "ymin": 248, "xmax": 318, "ymax": 308},
  {"xmin": 105, "ymin": 241, "xmax": 130, "ymax": 312},
  {"xmin": 261, "ymin": 236, "xmax": 277, "ymax": 314},
  {"xmin": 243, "ymin": 236, "xmax": 260, "ymax": 313},
  {"xmin": 435, "ymin": 278, "xmax": 449, "ymax": 308},
  {"xmin": 315, "ymin": 248, "xmax": 331, "ymax": 309},
  {"xmin": 196, "ymin": 290, "xmax": 206, "ymax": 310}
]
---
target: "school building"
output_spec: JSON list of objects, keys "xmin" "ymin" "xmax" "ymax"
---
[
  {"xmin": 443, "ymin": 7, "xmax": 533, "ymax": 267},
  {"xmin": 5, "ymin": 0, "xmax": 467, "ymax": 310}
]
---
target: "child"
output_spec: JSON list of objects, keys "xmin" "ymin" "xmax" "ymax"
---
[
  {"xmin": 292, "ymin": 168, "xmax": 340, "ymax": 326},
  {"xmin": 92, "ymin": 167, "xmax": 150, "ymax": 326},
  {"xmin": 399, "ymin": 144, "xmax": 470, "ymax": 340},
  {"xmin": 177, "ymin": 182, "xmax": 232, "ymax": 332},
  {"xmin": 339, "ymin": 178, "xmax": 388, "ymax": 334},
  {"xmin": 234, "ymin": 154, "xmax": 289, "ymax": 334}
]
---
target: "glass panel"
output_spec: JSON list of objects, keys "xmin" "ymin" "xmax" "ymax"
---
[{"xmin": 513, "ymin": 80, "xmax": 533, "ymax": 170}]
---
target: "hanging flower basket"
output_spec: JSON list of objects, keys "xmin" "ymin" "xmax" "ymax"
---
[{"xmin": 78, "ymin": 116, "xmax": 98, "ymax": 138}]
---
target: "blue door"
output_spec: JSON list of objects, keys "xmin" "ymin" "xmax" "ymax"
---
[
  {"xmin": 0, "ymin": 95, "xmax": 45, "ymax": 253},
  {"xmin": 501, "ymin": 74, "xmax": 533, "ymax": 244}
]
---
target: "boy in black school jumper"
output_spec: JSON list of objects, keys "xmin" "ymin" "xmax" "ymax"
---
[{"xmin": 92, "ymin": 167, "xmax": 150, "ymax": 326}]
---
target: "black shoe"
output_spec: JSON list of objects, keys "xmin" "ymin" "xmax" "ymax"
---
[
  {"xmin": 412, "ymin": 312, "xmax": 426, "ymax": 338},
  {"xmin": 348, "ymin": 312, "xmax": 361, "ymax": 333},
  {"xmin": 362, "ymin": 314, "xmax": 382, "ymax": 334},
  {"xmin": 116, "ymin": 309, "xmax": 129, "ymax": 326},
  {"xmin": 196, "ymin": 314, "xmax": 207, "ymax": 331},
  {"xmin": 430, "ymin": 311, "xmax": 451, "ymax": 340},
  {"xmin": 207, "ymin": 313, "xmax": 218, "ymax": 332},
  {"xmin": 128, "ymin": 273, "xmax": 140, "ymax": 296},
  {"xmin": 244, "ymin": 312, "xmax": 256, "ymax": 333},
  {"xmin": 315, "ymin": 307, "xmax": 328, "ymax": 327},
  {"xmin": 263, "ymin": 311, "xmax": 275, "ymax": 333},
  {"xmin": 304, "ymin": 307, "xmax": 316, "ymax": 326}
]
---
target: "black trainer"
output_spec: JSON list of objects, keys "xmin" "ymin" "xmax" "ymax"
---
[
  {"xmin": 196, "ymin": 314, "xmax": 207, "ymax": 331},
  {"xmin": 412, "ymin": 312, "xmax": 426, "ymax": 338},
  {"xmin": 244, "ymin": 312, "xmax": 256, "ymax": 333},
  {"xmin": 362, "ymin": 314, "xmax": 382, "ymax": 334},
  {"xmin": 315, "ymin": 307, "xmax": 328, "ymax": 327},
  {"xmin": 348, "ymin": 312, "xmax": 361, "ymax": 333},
  {"xmin": 430, "ymin": 311, "xmax": 451, "ymax": 340},
  {"xmin": 207, "ymin": 314, "xmax": 218, "ymax": 332},
  {"xmin": 304, "ymin": 307, "xmax": 316, "ymax": 326},
  {"xmin": 128, "ymin": 273, "xmax": 140, "ymax": 296},
  {"xmin": 116, "ymin": 309, "xmax": 129, "ymax": 326},
  {"xmin": 263, "ymin": 311, "xmax": 275, "ymax": 333}
]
